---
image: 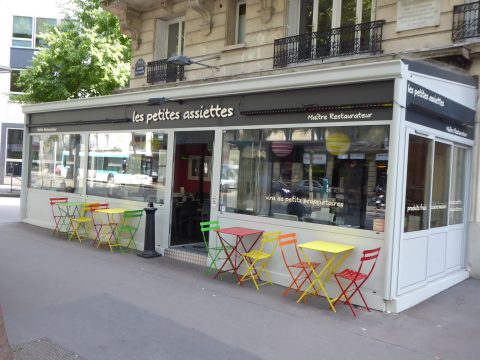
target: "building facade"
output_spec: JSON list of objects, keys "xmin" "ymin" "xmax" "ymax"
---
[
  {"xmin": 20, "ymin": 0, "xmax": 480, "ymax": 312},
  {"xmin": 0, "ymin": 0, "xmax": 63, "ymax": 185}
]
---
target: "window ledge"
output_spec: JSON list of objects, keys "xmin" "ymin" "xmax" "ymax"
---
[{"xmin": 222, "ymin": 43, "xmax": 247, "ymax": 52}]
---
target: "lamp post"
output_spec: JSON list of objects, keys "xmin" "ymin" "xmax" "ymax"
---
[{"xmin": 167, "ymin": 55, "xmax": 219, "ymax": 69}]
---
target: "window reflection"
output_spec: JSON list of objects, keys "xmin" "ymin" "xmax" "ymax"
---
[
  {"xmin": 86, "ymin": 132, "xmax": 168, "ymax": 204},
  {"xmin": 29, "ymin": 134, "xmax": 85, "ymax": 193},
  {"xmin": 220, "ymin": 125, "xmax": 389, "ymax": 231}
]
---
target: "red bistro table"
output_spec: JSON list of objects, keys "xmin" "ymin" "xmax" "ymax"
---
[{"xmin": 214, "ymin": 227, "xmax": 264, "ymax": 282}]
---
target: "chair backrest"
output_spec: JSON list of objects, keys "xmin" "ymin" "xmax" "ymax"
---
[
  {"xmin": 123, "ymin": 209, "xmax": 143, "ymax": 219},
  {"xmin": 49, "ymin": 197, "xmax": 69, "ymax": 217},
  {"xmin": 278, "ymin": 233, "xmax": 301, "ymax": 267},
  {"xmin": 258, "ymin": 231, "xmax": 282, "ymax": 255},
  {"xmin": 200, "ymin": 220, "xmax": 220, "ymax": 245},
  {"xmin": 357, "ymin": 247, "xmax": 381, "ymax": 281}
]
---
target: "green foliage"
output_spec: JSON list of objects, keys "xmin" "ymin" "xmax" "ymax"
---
[{"xmin": 15, "ymin": 0, "xmax": 130, "ymax": 103}]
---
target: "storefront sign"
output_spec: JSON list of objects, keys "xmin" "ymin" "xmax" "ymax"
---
[
  {"xmin": 132, "ymin": 105, "xmax": 235, "ymax": 124},
  {"xmin": 36, "ymin": 127, "xmax": 58, "ymax": 132},
  {"xmin": 307, "ymin": 112, "xmax": 374, "ymax": 121},
  {"xmin": 406, "ymin": 81, "xmax": 475, "ymax": 140}
]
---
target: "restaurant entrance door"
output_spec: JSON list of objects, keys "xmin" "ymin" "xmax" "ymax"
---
[{"xmin": 169, "ymin": 131, "xmax": 214, "ymax": 247}]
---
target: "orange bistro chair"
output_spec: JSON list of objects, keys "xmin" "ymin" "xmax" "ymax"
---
[
  {"xmin": 238, "ymin": 231, "xmax": 282, "ymax": 290},
  {"xmin": 49, "ymin": 197, "xmax": 69, "ymax": 235},
  {"xmin": 279, "ymin": 233, "xmax": 320, "ymax": 301},
  {"xmin": 333, "ymin": 247, "xmax": 381, "ymax": 317}
]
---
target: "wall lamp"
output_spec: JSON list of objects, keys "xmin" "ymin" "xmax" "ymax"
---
[
  {"xmin": 147, "ymin": 97, "xmax": 184, "ymax": 106},
  {"xmin": 167, "ymin": 55, "xmax": 219, "ymax": 69}
]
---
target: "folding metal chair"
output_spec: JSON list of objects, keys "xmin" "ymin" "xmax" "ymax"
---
[
  {"xmin": 69, "ymin": 203, "xmax": 99, "ymax": 243},
  {"xmin": 90, "ymin": 203, "xmax": 110, "ymax": 247},
  {"xmin": 118, "ymin": 209, "xmax": 143, "ymax": 250},
  {"xmin": 49, "ymin": 197, "xmax": 69, "ymax": 236},
  {"xmin": 238, "ymin": 231, "xmax": 282, "ymax": 290},
  {"xmin": 279, "ymin": 233, "xmax": 320, "ymax": 301},
  {"xmin": 333, "ymin": 247, "xmax": 381, "ymax": 317},
  {"xmin": 200, "ymin": 220, "xmax": 227, "ymax": 275}
]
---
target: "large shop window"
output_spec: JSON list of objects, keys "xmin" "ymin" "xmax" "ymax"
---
[
  {"xmin": 220, "ymin": 126, "xmax": 389, "ymax": 231},
  {"xmin": 86, "ymin": 132, "xmax": 168, "ymax": 204},
  {"xmin": 29, "ymin": 134, "xmax": 86, "ymax": 193},
  {"xmin": 404, "ymin": 134, "xmax": 467, "ymax": 232}
]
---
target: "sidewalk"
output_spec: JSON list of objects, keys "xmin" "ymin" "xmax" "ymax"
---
[
  {"xmin": 0, "ymin": 219, "xmax": 479, "ymax": 360},
  {"xmin": 0, "ymin": 184, "xmax": 20, "ymax": 198}
]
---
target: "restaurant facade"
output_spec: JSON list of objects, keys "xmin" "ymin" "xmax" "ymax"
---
[{"xmin": 20, "ymin": 59, "xmax": 476, "ymax": 313}]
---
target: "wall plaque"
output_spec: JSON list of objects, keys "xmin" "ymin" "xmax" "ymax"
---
[
  {"xmin": 396, "ymin": 0, "xmax": 441, "ymax": 32},
  {"xmin": 134, "ymin": 58, "xmax": 146, "ymax": 77}
]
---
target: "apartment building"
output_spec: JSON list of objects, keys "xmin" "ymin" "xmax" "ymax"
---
[
  {"xmin": 0, "ymin": 0, "xmax": 63, "ymax": 185},
  {"xmin": 20, "ymin": 0, "xmax": 479, "ymax": 312}
]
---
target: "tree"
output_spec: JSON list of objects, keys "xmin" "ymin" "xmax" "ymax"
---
[{"xmin": 16, "ymin": 0, "xmax": 130, "ymax": 103}]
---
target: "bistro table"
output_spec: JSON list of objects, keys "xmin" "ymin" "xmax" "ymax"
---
[
  {"xmin": 297, "ymin": 240, "xmax": 354, "ymax": 313},
  {"xmin": 94, "ymin": 208, "xmax": 125, "ymax": 253},
  {"xmin": 214, "ymin": 227, "xmax": 264, "ymax": 282},
  {"xmin": 56, "ymin": 201, "xmax": 88, "ymax": 238}
]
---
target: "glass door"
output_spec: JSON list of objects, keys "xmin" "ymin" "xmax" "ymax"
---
[{"xmin": 170, "ymin": 131, "xmax": 214, "ymax": 247}]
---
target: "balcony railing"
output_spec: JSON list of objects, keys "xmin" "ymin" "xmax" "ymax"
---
[
  {"xmin": 273, "ymin": 20, "xmax": 385, "ymax": 68},
  {"xmin": 147, "ymin": 59, "xmax": 184, "ymax": 84},
  {"xmin": 452, "ymin": 1, "xmax": 480, "ymax": 42}
]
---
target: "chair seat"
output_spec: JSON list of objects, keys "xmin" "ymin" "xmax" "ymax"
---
[
  {"xmin": 242, "ymin": 250, "xmax": 271, "ymax": 261},
  {"xmin": 336, "ymin": 268, "xmax": 368, "ymax": 281},
  {"xmin": 71, "ymin": 217, "xmax": 92, "ymax": 223},
  {"xmin": 291, "ymin": 261, "xmax": 319, "ymax": 269}
]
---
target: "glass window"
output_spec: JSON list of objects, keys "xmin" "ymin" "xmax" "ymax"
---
[
  {"xmin": 86, "ymin": 132, "xmax": 168, "ymax": 204},
  {"xmin": 29, "ymin": 134, "xmax": 86, "ymax": 193},
  {"xmin": 12, "ymin": 16, "xmax": 33, "ymax": 47},
  {"xmin": 35, "ymin": 18, "xmax": 57, "ymax": 47},
  {"xmin": 236, "ymin": 1, "xmax": 246, "ymax": 43},
  {"xmin": 10, "ymin": 69, "xmax": 24, "ymax": 93},
  {"xmin": 404, "ymin": 135, "xmax": 432, "ymax": 232},
  {"xmin": 449, "ymin": 147, "xmax": 466, "ymax": 225},
  {"xmin": 220, "ymin": 125, "xmax": 389, "ymax": 231},
  {"xmin": 430, "ymin": 142, "xmax": 451, "ymax": 228},
  {"xmin": 7, "ymin": 129, "xmax": 23, "ymax": 159}
]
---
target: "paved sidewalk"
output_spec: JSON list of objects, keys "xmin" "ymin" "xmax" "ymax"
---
[
  {"xmin": 0, "ymin": 219, "xmax": 479, "ymax": 360},
  {"xmin": 0, "ymin": 184, "xmax": 20, "ymax": 198}
]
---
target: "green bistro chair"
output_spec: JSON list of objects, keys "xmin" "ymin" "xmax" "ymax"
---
[
  {"xmin": 200, "ymin": 220, "xmax": 229, "ymax": 276},
  {"xmin": 118, "ymin": 210, "xmax": 144, "ymax": 250}
]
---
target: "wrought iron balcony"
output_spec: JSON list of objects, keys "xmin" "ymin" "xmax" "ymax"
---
[
  {"xmin": 273, "ymin": 20, "xmax": 385, "ymax": 68},
  {"xmin": 147, "ymin": 59, "xmax": 184, "ymax": 84},
  {"xmin": 452, "ymin": 1, "xmax": 480, "ymax": 42}
]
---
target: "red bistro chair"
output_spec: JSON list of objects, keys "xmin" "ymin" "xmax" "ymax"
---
[
  {"xmin": 90, "ymin": 203, "xmax": 110, "ymax": 247},
  {"xmin": 333, "ymin": 247, "xmax": 381, "ymax": 317},
  {"xmin": 279, "ymin": 233, "xmax": 320, "ymax": 302},
  {"xmin": 49, "ymin": 197, "xmax": 69, "ymax": 236}
]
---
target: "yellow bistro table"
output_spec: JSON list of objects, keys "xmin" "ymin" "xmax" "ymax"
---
[
  {"xmin": 297, "ymin": 240, "xmax": 355, "ymax": 313},
  {"xmin": 94, "ymin": 208, "xmax": 125, "ymax": 253}
]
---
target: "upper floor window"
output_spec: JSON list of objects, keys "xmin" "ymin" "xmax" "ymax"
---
[
  {"xmin": 12, "ymin": 16, "xmax": 58, "ymax": 48},
  {"xmin": 154, "ymin": 18, "xmax": 185, "ymax": 60},
  {"xmin": 292, "ymin": 0, "xmax": 373, "ymax": 35},
  {"xmin": 226, "ymin": 0, "xmax": 246, "ymax": 45},
  {"xmin": 236, "ymin": 1, "xmax": 246, "ymax": 43},
  {"xmin": 10, "ymin": 69, "xmax": 24, "ymax": 93}
]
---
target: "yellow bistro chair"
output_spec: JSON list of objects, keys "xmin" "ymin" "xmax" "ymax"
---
[
  {"xmin": 238, "ymin": 231, "xmax": 282, "ymax": 290},
  {"xmin": 69, "ymin": 203, "xmax": 99, "ymax": 243}
]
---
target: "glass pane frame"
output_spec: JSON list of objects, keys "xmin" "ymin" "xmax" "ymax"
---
[
  {"xmin": 220, "ymin": 124, "xmax": 390, "ymax": 231},
  {"xmin": 403, "ymin": 129, "xmax": 470, "ymax": 233},
  {"xmin": 86, "ymin": 131, "xmax": 169, "ymax": 204}
]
